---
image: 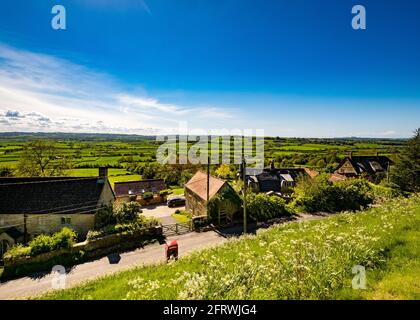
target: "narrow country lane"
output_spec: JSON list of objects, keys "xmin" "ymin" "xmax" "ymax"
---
[{"xmin": 0, "ymin": 231, "xmax": 226, "ymax": 300}]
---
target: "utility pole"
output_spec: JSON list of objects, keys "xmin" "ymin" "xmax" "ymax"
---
[
  {"xmin": 242, "ymin": 156, "xmax": 247, "ymax": 234},
  {"xmin": 23, "ymin": 213, "xmax": 28, "ymax": 244},
  {"xmin": 207, "ymin": 154, "xmax": 210, "ymax": 215}
]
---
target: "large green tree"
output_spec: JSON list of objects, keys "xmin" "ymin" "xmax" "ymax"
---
[
  {"xmin": 391, "ymin": 128, "xmax": 420, "ymax": 192},
  {"xmin": 16, "ymin": 140, "xmax": 73, "ymax": 177}
]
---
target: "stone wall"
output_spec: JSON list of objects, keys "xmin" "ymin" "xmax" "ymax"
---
[
  {"xmin": 185, "ymin": 189, "xmax": 207, "ymax": 216},
  {"xmin": 0, "ymin": 214, "xmax": 95, "ymax": 240},
  {"xmin": 3, "ymin": 226, "xmax": 163, "ymax": 269}
]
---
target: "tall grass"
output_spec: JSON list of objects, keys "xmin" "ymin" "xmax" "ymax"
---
[{"xmin": 40, "ymin": 195, "xmax": 420, "ymax": 300}]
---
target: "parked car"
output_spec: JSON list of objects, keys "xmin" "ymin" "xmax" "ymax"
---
[{"xmin": 167, "ymin": 197, "xmax": 186, "ymax": 207}]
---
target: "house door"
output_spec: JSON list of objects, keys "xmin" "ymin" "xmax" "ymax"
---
[
  {"xmin": 218, "ymin": 204, "xmax": 227, "ymax": 225},
  {"xmin": 0, "ymin": 239, "xmax": 10, "ymax": 260}
]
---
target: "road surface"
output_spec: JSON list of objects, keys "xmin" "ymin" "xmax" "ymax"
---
[
  {"xmin": 0, "ymin": 212, "xmax": 327, "ymax": 300},
  {"xmin": 141, "ymin": 204, "xmax": 185, "ymax": 224},
  {"xmin": 0, "ymin": 230, "xmax": 226, "ymax": 300}
]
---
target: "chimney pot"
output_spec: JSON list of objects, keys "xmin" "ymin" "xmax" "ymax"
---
[{"xmin": 99, "ymin": 166, "xmax": 108, "ymax": 178}]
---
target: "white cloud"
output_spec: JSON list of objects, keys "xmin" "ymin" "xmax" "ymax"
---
[{"xmin": 0, "ymin": 43, "xmax": 235, "ymax": 134}]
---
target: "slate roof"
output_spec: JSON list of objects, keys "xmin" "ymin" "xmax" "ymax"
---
[
  {"xmin": 0, "ymin": 177, "xmax": 114, "ymax": 214},
  {"xmin": 256, "ymin": 172, "xmax": 281, "ymax": 192},
  {"xmin": 246, "ymin": 167, "xmax": 318, "ymax": 193},
  {"xmin": 114, "ymin": 179, "xmax": 166, "ymax": 197},
  {"xmin": 3, "ymin": 227, "xmax": 23, "ymax": 240},
  {"xmin": 185, "ymin": 171, "xmax": 227, "ymax": 201}
]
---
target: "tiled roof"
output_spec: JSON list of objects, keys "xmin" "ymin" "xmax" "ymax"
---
[
  {"xmin": 0, "ymin": 177, "xmax": 114, "ymax": 214},
  {"xmin": 329, "ymin": 172, "xmax": 347, "ymax": 182},
  {"xmin": 345, "ymin": 156, "xmax": 392, "ymax": 175},
  {"xmin": 185, "ymin": 171, "xmax": 226, "ymax": 201},
  {"xmin": 114, "ymin": 179, "xmax": 166, "ymax": 197}
]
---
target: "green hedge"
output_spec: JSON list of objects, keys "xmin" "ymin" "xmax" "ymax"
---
[
  {"xmin": 87, "ymin": 216, "xmax": 159, "ymax": 240},
  {"xmin": 246, "ymin": 193, "xmax": 291, "ymax": 220},
  {"xmin": 292, "ymin": 174, "xmax": 375, "ymax": 213},
  {"xmin": 4, "ymin": 227, "xmax": 77, "ymax": 259}
]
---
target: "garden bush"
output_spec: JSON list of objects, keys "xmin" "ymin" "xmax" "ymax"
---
[
  {"xmin": 142, "ymin": 192, "xmax": 154, "ymax": 200},
  {"xmin": 3, "ymin": 244, "xmax": 31, "ymax": 259},
  {"xmin": 246, "ymin": 193, "xmax": 291, "ymax": 221},
  {"xmin": 94, "ymin": 205, "xmax": 116, "ymax": 229},
  {"xmin": 87, "ymin": 216, "xmax": 160, "ymax": 240},
  {"xmin": 292, "ymin": 174, "xmax": 376, "ymax": 213},
  {"xmin": 334, "ymin": 178, "xmax": 374, "ymax": 211},
  {"xmin": 52, "ymin": 227, "xmax": 78, "ymax": 249},
  {"xmin": 114, "ymin": 202, "xmax": 142, "ymax": 224},
  {"xmin": 5, "ymin": 227, "xmax": 77, "ymax": 258}
]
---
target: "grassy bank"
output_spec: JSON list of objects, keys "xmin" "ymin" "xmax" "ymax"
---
[{"xmin": 40, "ymin": 195, "xmax": 420, "ymax": 300}]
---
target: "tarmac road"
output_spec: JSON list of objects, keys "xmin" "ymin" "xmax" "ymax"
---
[{"xmin": 0, "ymin": 230, "xmax": 226, "ymax": 300}]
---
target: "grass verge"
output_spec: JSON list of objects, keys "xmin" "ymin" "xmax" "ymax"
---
[{"xmin": 39, "ymin": 195, "xmax": 420, "ymax": 300}]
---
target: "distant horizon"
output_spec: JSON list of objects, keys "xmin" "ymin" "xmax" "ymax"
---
[{"xmin": 0, "ymin": 130, "xmax": 412, "ymax": 140}]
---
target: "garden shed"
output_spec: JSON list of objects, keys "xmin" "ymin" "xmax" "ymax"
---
[{"xmin": 184, "ymin": 171, "xmax": 240, "ymax": 222}]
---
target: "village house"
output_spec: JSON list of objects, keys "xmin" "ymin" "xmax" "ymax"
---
[
  {"xmin": 0, "ymin": 167, "xmax": 115, "ymax": 258},
  {"xmin": 184, "ymin": 171, "xmax": 240, "ymax": 222},
  {"xmin": 114, "ymin": 179, "xmax": 167, "ymax": 205},
  {"xmin": 245, "ymin": 162, "xmax": 318, "ymax": 196},
  {"xmin": 333, "ymin": 153, "xmax": 393, "ymax": 180}
]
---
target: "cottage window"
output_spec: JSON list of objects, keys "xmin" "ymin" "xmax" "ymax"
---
[
  {"xmin": 39, "ymin": 216, "xmax": 47, "ymax": 225},
  {"xmin": 61, "ymin": 217, "xmax": 71, "ymax": 225}
]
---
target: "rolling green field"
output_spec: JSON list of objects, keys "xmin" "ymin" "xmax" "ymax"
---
[
  {"xmin": 38, "ymin": 195, "xmax": 420, "ymax": 300},
  {"xmin": 0, "ymin": 133, "xmax": 407, "ymax": 175}
]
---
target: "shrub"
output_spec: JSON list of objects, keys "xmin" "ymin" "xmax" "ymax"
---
[
  {"xmin": 28, "ymin": 235, "xmax": 55, "ymax": 256},
  {"xmin": 333, "ymin": 179, "xmax": 374, "ymax": 211},
  {"xmin": 159, "ymin": 190, "xmax": 169, "ymax": 196},
  {"xmin": 4, "ymin": 244, "xmax": 31, "ymax": 259},
  {"xmin": 14, "ymin": 227, "xmax": 79, "ymax": 257},
  {"xmin": 52, "ymin": 227, "xmax": 77, "ymax": 249},
  {"xmin": 370, "ymin": 182, "xmax": 404, "ymax": 203},
  {"xmin": 192, "ymin": 216, "xmax": 210, "ymax": 229},
  {"xmin": 28, "ymin": 227, "xmax": 77, "ymax": 256},
  {"xmin": 94, "ymin": 205, "xmax": 116, "ymax": 229},
  {"xmin": 207, "ymin": 188, "xmax": 242, "ymax": 222},
  {"xmin": 114, "ymin": 202, "xmax": 142, "ymax": 224},
  {"xmin": 292, "ymin": 174, "xmax": 375, "ymax": 213},
  {"xmin": 87, "ymin": 216, "xmax": 160, "ymax": 240},
  {"xmin": 143, "ymin": 192, "xmax": 153, "ymax": 200},
  {"xmin": 246, "ymin": 193, "xmax": 291, "ymax": 221}
]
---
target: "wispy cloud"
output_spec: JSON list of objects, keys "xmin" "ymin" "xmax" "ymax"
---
[{"xmin": 0, "ymin": 43, "xmax": 234, "ymax": 134}]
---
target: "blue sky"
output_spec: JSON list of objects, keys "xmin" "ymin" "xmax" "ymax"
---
[{"xmin": 0, "ymin": 0, "xmax": 419, "ymax": 137}]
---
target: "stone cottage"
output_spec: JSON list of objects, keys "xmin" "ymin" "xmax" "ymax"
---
[
  {"xmin": 114, "ymin": 179, "xmax": 167, "ymax": 205},
  {"xmin": 184, "ymin": 171, "xmax": 240, "ymax": 222},
  {"xmin": 334, "ymin": 153, "xmax": 393, "ymax": 179},
  {"xmin": 245, "ymin": 164, "xmax": 318, "ymax": 195},
  {"xmin": 0, "ymin": 167, "xmax": 115, "ymax": 258}
]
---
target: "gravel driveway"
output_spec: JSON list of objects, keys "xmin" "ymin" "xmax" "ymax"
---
[{"xmin": 141, "ymin": 204, "xmax": 186, "ymax": 224}]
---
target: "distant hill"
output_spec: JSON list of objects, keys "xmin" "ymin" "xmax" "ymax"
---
[{"xmin": 0, "ymin": 132, "xmax": 156, "ymax": 141}]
